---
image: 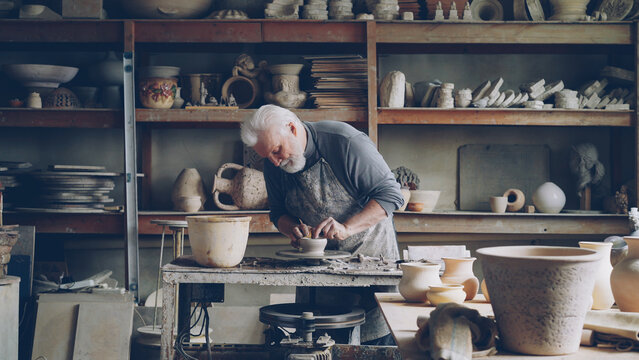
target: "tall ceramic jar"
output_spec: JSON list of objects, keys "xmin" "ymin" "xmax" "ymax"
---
[
  {"xmin": 440, "ymin": 257, "xmax": 479, "ymax": 300},
  {"xmin": 579, "ymin": 241, "xmax": 615, "ymax": 310},
  {"xmin": 171, "ymin": 168, "xmax": 207, "ymax": 211},
  {"xmin": 610, "ymin": 236, "xmax": 639, "ymax": 312},
  {"xmin": 398, "ymin": 263, "xmax": 442, "ymax": 302}
]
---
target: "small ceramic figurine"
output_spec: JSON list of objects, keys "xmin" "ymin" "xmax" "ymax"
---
[
  {"xmin": 228, "ymin": 94, "xmax": 237, "ymax": 107},
  {"xmin": 448, "ymin": 2, "xmax": 459, "ymax": 20},
  {"xmin": 615, "ymin": 185, "xmax": 629, "ymax": 214},
  {"xmin": 26, "ymin": 92, "xmax": 42, "ymax": 108},
  {"xmin": 200, "ymin": 82, "xmax": 208, "ymax": 106},
  {"xmin": 434, "ymin": 1, "xmax": 445, "ymax": 20},
  {"xmin": 232, "ymin": 54, "xmax": 268, "ymax": 83},
  {"xmin": 463, "ymin": 2, "xmax": 473, "ymax": 20}
]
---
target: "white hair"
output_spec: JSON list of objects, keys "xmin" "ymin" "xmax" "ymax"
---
[{"xmin": 241, "ymin": 105, "xmax": 302, "ymax": 147}]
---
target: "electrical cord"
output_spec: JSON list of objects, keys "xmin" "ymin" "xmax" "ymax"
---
[{"xmin": 173, "ymin": 301, "xmax": 214, "ymax": 360}]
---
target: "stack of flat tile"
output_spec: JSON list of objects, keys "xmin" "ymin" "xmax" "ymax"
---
[
  {"xmin": 305, "ymin": 55, "xmax": 368, "ymax": 109},
  {"xmin": 302, "ymin": 0, "xmax": 328, "ymax": 19},
  {"xmin": 328, "ymin": 0, "xmax": 354, "ymax": 19}
]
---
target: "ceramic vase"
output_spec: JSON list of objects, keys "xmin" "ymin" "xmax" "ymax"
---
[
  {"xmin": 186, "ymin": 216, "xmax": 251, "ymax": 268},
  {"xmin": 548, "ymin": 0, "xmax": 589, "ymax": 20},
  {"xmin": 264, "ymin": 64, "xmax": 307, "ymax": 109},
  {"xmin": 610, "ymin": 236, "xmax": 639, "ymax": 312},
  {"xmin": 26, "ymin": 92, "xmax": 42, "ymax": 108},
  {"xmin": 579, "ymin": 241, "xmax": 615, "ymax": 310},
  {"xmin": 171, "ymin": 168, "xmax": 207, "ymax": 211},
  {"xmin": 175, "ymin": 195, "xmax": 202, "ymax": 213},
  {"xmin": 89, "ymin": 51, "xmax": 123, "ymax": 85},
  {"xmin": 139, "ymin": 77, "xmax": 177, "ymax": 109},
  {"xmin": 532, "ymin": 182, "xmax": 566, "ymax": 214},
  {"xmin": 398, "ymin": 263, "xmax": 442, "ymax": 302},
  {"xmin": 503, "ymin": 188, "xmax": 525, "ymax": 212},
  {"xmin": 398, "ymin": 188, "xmax": 411, "ymax": 211},
  {"xmin": 212, "ymin": 163, "xmax": 268, "ymax": 211},
  {"xmin": 477, "ymin": 245, "xmax": 602, "ymax": 355},
  {"xmin": 440, "ymin": 257, "xmax": 479, "ymax": 300},
  {"xmin": 426, "ymin": 284, "xmax": 466, "ymax": 306},
  {"xmin": 172, "ymin": 86, "xmax": 185, "ymax": 109}
]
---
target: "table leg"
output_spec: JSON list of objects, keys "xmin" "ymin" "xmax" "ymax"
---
[{"xmin": 161, "ymin": 280, "xmax": 176, "ymax": 360}]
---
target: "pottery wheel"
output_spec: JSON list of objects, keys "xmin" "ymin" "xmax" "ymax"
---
[{"xmin": 276, "ymin": 249, "xmax": 351, "ymax": 260}]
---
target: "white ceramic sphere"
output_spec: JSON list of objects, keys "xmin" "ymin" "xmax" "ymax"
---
[{"xmin": 532, "ymin": 182, "xmax": 566, "ymax": 214}]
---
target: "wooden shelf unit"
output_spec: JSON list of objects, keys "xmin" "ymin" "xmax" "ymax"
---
[{"xmin": 0, "ymin": 19, "xmax": 636, "ymax": 238}]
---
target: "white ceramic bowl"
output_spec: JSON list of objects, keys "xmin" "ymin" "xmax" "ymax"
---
[
  {"xmin": 299, "ymin": 237, "xmax": 327, "ymax": 255},
  {"xmin": 3, "ymin": 64, "xmax": 79, "ymax": 87},
  {"xmin": 408, "ymin": 190, "xmax": 440, "ymax": 212}
]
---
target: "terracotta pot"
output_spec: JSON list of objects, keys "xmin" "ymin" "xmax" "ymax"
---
[
  {"xmin": 398, "ymin": 263, "xmax": 442, "ymax": 302},
  {"xmin": 579, "ymin": 241, "xmax": 615, "ymax": 310},
  {"xmin": 171, "ymin": 168, "xmax": 207, "ymax": 211},
  {"xmin": 186, "ymin": 216, "xmax": 251, "ymax": 268},
  {"xmin": 121, "ymin": 0, "xmax": 213, "ymax": 19},
  {"xmin": 477, "ymin": 245, "xmax": 601, "ymax": 355},
  {"xmin": 611, "ymin": 236, "xmax": 639, "ymax": 312},
  {"xmin": 532, "ymin": 182, "xmax": 566, "ymax": 214},
  {"xmin": 548, "ymin": 0, "xmax": 589, "ymax": 20},
  {"xmin": 138, "ymin": 77, "xmax": 177, "ymax": 109},
  {"xmin": 213, "ymin": 163, "xmax": 268, "ymax": 211},
  {"xmin": 440, "ymin": 257, "xmax": 479, "ymax": 300},
  {"xmin": 426, "ymin": 284, "xmax": 466, "ymax": 306}
]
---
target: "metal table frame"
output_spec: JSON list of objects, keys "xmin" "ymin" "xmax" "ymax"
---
[{"xmin": 160, "ymin": 256, "xmax": 401, "ymax": 360}]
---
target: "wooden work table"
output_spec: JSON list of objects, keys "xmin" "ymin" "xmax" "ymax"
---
[{"xmin": 375, "ymin": 293, "xmax": 638, "ymax": 360}]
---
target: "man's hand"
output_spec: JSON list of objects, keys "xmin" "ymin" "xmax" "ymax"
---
[
  {"xmin": 313, "ymin": 217, "xmax": 351, "ymax": 241},
  {"xmin": 277, "ymin": 215, "xmax": 312, "ymax": 248}
]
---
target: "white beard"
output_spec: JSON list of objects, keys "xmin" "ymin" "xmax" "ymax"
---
[{"xmin": 279, "ymin": 138, "xmax": 306, "ymax": 173}]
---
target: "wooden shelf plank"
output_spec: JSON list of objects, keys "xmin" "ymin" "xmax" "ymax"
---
[
  {"xmin": 262, "ymin": 21, "xmax": 366, "ymax": 43},
  {"xmin": 5, "ymin": 210, "xmax": 627, "ymax": 235},
  {"xmin": 393, "ymin": 211, "xmax": 628, "ymax": 235},
  {"xmin": 0, "ymin": 108, "xmax": 123, "ymax": 128},
  {"xmin": 134, "ymin": 20, "xmax": 262, "ymax": 43},
  {"xmin": 136, "ymin": 108, "xmax": 367, "ymax": 124},
  {"xmin": 375, "ymin": 22, "xmax": 632, "ymax": 45},
  {"xmin": 0, "ymin": 20, "xmax": 124, "ymax": 43},
  {"xmin": 138, "ymin": 211, "xmax": 276, "ymax": 234},
  {"xmin": 377, "ymin": 108, "xmax": 634, "ymax": 126},
  {"xmin": 4, "ymin": 212, "xmax": 124, "ymax": 234}
]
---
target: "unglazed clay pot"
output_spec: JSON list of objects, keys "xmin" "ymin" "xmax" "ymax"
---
[
  {"xmin": 477, "ymin": 245, "xmax": 602, "ymax": 355},
  {"xmin": 213, "ymin": 163, "xmax": 268, "ymax": 211},
  {"xmin": 299, "ymin": 237, "xmax": 327, "ymax": 255},
  {"xmin": 171, "ymin": 168, "xmax": 207, "ymax": 211},
  {"xmin": 398, "ymin": 263, "xmax": 442, "ymax": 302},
  {"xmin": 579, "ymin": 241, "xmax": 615, "ymax": 310},
  {"xmin": 489, "ymin": 196, "xmax": 507, "ymax": 213},
  {"xmin": 610, "ymin": 236, "xmax": 639, "ymax": 312},
  {"xmin": 398, "ymin": 188, "xmax": 411, "ymax": 211},
  {"xmin": 186, "ymin": 216, "xmax": 251, "ymax": 268},
  {"xmin": 138, "ymin": 77, "xmax": 177, "ymax": 109},
  {"xmin": 264, "ymin": 64, "xmax": 307, "ymax": 109},
  {"xmin": 426, "ymin": 284, "xmax": 466, "ymax": 306},
  {"xmin": 408, "ymin": 190, "xmax": 440, "ymax": 213},
  {"xmin": 440, "ymin": 257, "xmax": 479, "ymax": 300},
  {"xmin": 176, "ymin": 196, "xmax": 202, "ymax": 213},
  {"xmin": 548, "ymin": 0, "xmax": 589, "ymax": 20},
  {"xmin": 532, "ymin": 182, "xmax": 566, "ymax": 214},
  {"xmin": 503, "ymin": 188, "xmax": 525, "ymax": 212}
]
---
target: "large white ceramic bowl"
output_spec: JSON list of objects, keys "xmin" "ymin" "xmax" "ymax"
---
[
  {"xmin": 408, "ymin": 190, "xmax": 440, "ymax": 212},
  {"xmin": 186, "ymin": 215, "xmax": 251, "ymax": 268},
  {"xmin": 3, "ymin": 64, "xmax": 79, "ymax": 88},
  {"xmin": 477, "ymin": 246, "xmax": 602, "ymax": 355}
]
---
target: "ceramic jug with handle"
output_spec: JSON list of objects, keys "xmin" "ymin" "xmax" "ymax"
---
[{"xmin": 213, "ymin": 163, "xmax": 268, "ymax": 211}]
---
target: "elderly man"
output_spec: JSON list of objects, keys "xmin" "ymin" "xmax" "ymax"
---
[{"xmin": 241, "ymin": 104, "xmax": 404, "ymax": 345}]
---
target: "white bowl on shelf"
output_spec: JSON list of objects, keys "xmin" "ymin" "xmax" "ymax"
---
[
  {"xmin": 408, "ymin": 190, "xmax": 440, "ymax": 213},
  {"xmin": 3, "ymin": 64, "xmax": 79, "ymax": 88}
]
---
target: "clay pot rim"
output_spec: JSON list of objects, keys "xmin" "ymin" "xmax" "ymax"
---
[
  {"xmin": 400, "ymin": 262, "xmax": 441, "ymax": 269},
  {"xmin": 442, "ymin": 256, "xmax": 476, "ymax": 261},
  {"xmin": 186, "ymin": 215, "xmax": 252, "ymax": 223},
  {"xmin": 578, "ymin": 241, "xmax": 612, "ymax": 248},
  {"xmin": 477, "ymin": 245, "xmax": 602, "ymax": 263},
  {"xmin": 428, "ymin": 284, "xmax": 464, "ymax": 291}
]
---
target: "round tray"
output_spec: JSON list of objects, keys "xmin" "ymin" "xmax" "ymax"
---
[{"xmin": 276, "ymin": 249, "xmax": 351, "ymax": 260}]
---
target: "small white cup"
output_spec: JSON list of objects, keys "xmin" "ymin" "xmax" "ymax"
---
[{"xmin": 490, "ymin": 196, "xmax": 508, "ymax": 213}]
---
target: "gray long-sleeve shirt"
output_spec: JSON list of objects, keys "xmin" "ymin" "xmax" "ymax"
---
[{"xmin": 264, "ymin": 120, "xmax": 404, "ymax": 226}]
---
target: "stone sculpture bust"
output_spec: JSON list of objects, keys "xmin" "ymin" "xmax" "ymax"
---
[{"xmin": 568, "ymin": 143, "xmax": 605, "ymax": 197}]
